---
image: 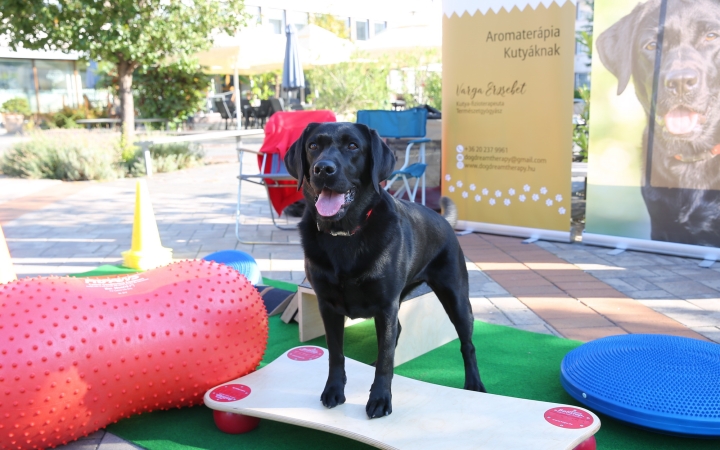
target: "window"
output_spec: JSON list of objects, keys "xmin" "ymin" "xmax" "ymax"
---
[
  {"xmin": 575, "ymin": 73, "xmax": 590, "ymax": 90},
  {"xmin": 264, "ymin": 8, "xmax": 284, "ymax": 34},
  {"xmin": 287, "ymin": 10, "xmax": 308, "ymax": 32},
  {"xmin": 0, "ymin": 58, "xmax": 36, "ymax": 113},
  {"xmin": 35, "ymin": 59, "xmax": 78, "ymax": 113},
  {"xmin": 374, "ymin": 22, "xmax": 387, "ymax": 36},
  {"xmin": 356, "ymin": 19, "xmax": 369, "ymax": 40}
]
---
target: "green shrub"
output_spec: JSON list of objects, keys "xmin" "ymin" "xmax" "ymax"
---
[
  {"xmin": 1, "ymin": 97, "xmax": 31, "ymax": 115},
  {"xmin": 49, "ymin": 105, "xmax": 107, "ymax": 129},
  {"xmin": 0, "ymin": 133, "xmax": 123, "ymax": 181},
  {"xmin": 1, "ymin": 132, "xmax": 206, "ymax": 180},
  {"xmin": 125, "ymin": 142, "xmax": 205, "ymax": 177}
]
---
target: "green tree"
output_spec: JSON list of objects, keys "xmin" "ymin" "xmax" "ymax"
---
[
  {"xmin": 0, "ymin": 0, "xmax": 246, "ymax": 145},
  {"xmin": 309, "ymin": 13, "xmax": 349, "ymax": 39},
  {"xmin": 132, "ymin": 58, "xmax": 211, "ymax": 129},
  {"xmin": 306, "ymin": 55, "xmax": 390, "ymax": 120},
  {"xmin": 573, "ymin": 85, "xmax": 591, "ymax": 162}
]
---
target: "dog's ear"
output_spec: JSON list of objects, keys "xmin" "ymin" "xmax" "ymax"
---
[
  {"xmin": 357, "ymin": 124, "xmax": 396, "ymax": 194},
  {"xmin": 596, "ymin": 3, "xmax": 649, "ymax": 95},
  {"xmin": 284, "ymin": 123, "xmax": 319, "ymax": 190}
]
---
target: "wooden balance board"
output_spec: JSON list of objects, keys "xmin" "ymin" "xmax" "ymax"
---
[{"xmin": 204, "ymin": 346, "xmax": 600, "ymax": 450}]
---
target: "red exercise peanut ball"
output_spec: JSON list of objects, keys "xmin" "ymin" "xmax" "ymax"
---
[
  {"xmin": 573, "ymin": 435, "xmax": 597, "ymax": 450},
  {"xmin": 0, "ymin": 260, "xmax": 268, "ymax": 449},
  {"xmin": 213, "ymin": 411, "xmax": 261, "ymax": 434}
]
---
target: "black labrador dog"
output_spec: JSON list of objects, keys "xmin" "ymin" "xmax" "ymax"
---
[
  {"xmin": 597, "ymin": 0, "xmax": 720, "ymax": 246},
  {"xmin": 284, "ymin": 122, "xmax": 485, "ymax": 418}
]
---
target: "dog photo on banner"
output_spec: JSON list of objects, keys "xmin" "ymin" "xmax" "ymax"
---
[{"xmin": 585, "ymin": 0, "xmax": 720, "ymax": 258}]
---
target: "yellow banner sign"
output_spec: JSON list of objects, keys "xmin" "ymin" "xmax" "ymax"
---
[{"xmin": 442, "ymin": 0, "xmax": 575, "ymax": 237}]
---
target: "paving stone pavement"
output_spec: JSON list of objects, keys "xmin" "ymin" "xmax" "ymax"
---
[
  {"xmin": 534, "ymin": 240, "xmax": 720, "ymax": 343},
  {"xmin": 2, "ymin": 139, "xmax": 720, "ymax": 449}
]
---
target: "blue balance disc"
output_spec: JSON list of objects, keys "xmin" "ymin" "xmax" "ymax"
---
[
  {"xmin": 203, "ymin": 250, "xmax": 262, "ymax": 286},
  {"xmin": 561, "ymin": 334, "xmax": 720, "ymax": 437}
]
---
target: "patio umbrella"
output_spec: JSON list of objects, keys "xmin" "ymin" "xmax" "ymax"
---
[
  {"xmin": 282, "ymin": 24, "xmax": 305, "ymax": 98},
  {"xmin": 193, "ymin": 26, "xmax": 286, "ymax": 75},
  {"xmin": 357, "ymin": 23, "xmax": 441, "ymax": 58}
]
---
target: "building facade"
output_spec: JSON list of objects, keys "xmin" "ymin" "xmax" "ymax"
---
[{"xmin": 0, "ymin": 47, "xmax": 105, "ymax": 115}]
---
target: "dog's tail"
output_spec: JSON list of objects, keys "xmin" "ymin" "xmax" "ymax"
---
[{"xmin": 440, "ymin": 196, "xmax": 458, "ymax": 229}]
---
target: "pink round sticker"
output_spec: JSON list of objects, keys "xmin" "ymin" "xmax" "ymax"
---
[
  {"xmin": 288, "ymin": 346, "xmax": 324, "ymax": 361},
  {"xmin": 209, "ymin": 384, "xmax": 252, "ymax": 402},
  {"xmin": 544, "ymin": 407, "xmax": 594, "ymax": 429}
]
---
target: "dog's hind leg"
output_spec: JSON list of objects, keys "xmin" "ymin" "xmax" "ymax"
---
[{"xmin": 427, "ymin": 254, "xmax": 486, "ymax": 393}]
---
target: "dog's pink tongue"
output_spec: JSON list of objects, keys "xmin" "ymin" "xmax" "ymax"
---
[
  {"xmin": 665, "ymin": 108, "xmax": 699, "ymax": 135},
  {"xmin": 316, "ymin": 188, "xmax": 344, "ymax": 217}
]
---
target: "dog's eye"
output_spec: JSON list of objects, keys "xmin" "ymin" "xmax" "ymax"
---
[
  {"xmin": 348, "ymin": 143, "xmax": 359, "ymax": 150},
  {"xmin": 644, "ymin": 41, "xmax": 657, "ymax": 51},
  {"xmin": 308, "ymin": 143, "xmax": 318, "ymax": 150},
  {"xmin": 706, "ymin": 32, "xmax": 719, "ymax": 41}
]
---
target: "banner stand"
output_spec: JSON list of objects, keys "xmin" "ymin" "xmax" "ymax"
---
[
  {"xmin": 458, "ymin": 221, "xmax": 571, "ymax": 243},
  {"xmin": 582, "ymin": 233, "xmax": 720, "ymax": 262}
]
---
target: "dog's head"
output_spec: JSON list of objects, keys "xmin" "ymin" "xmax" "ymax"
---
[
  {"xmin": 597, "ymin": 0, "xmax": 720, "ymax": 153},
  {"xmin": 284, "ymin": 122, "xmax": 396, "ymax": 222}
]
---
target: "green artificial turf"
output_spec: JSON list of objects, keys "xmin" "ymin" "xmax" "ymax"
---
[
  {"xmin": 106, "ymin": 315, "xmax": 720, "ymax": 450},
  {"xmin": 69, "ymin": 264, "xmax": 141, "ymax": 277}
]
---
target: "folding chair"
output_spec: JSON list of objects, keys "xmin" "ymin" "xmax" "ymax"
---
[
  {"xmin": 356, "ymin": 108, "xmax": 430, "ymax": 205},
  {"xmin": 213, "ymin": 98, "xmax": 234, "ymax": 130},
  {"xmin": 235, "ymin": 110, "xmax": 337, "ymax": 245}
]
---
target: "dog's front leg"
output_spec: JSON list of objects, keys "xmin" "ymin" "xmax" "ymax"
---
[
  {"xmin": 367, "ymin": 304, "xmax": 400, "ymax": 418},
  {"xmin": 319, "ymin": 302, "xmax": 347, "ymax": 408}
]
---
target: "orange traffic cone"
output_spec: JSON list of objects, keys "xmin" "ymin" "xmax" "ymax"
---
[
  {"xmin": 121, "ymin": 180, "xmax": 173, "ymax": 270},
  {"xmin": 0, "ymin": 225, "xmax": 17, "ymax": 284}
]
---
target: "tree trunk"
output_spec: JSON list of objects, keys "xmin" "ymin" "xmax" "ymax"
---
[{"xmin": 117, "ymin": 59, "xmax": 136, "ymax": 145}]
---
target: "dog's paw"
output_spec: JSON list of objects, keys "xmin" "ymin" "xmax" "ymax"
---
[
  {"xmin": 464, "ymin": 377, "xmax": 487, "ymax": 393},
  {"xmin": 366, "ymin": 390, "xmax": 393, "ymax": 418},
  {"xmin": 320, "ymin": 382, "xmax": 346, "ymax": 408}
]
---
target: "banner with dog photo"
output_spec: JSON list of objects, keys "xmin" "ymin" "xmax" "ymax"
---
[
  {"xmin": 584, "ymin": 0, "xmax": 720, "ymax": 258},
  {"xmin": 442, "ymin": 0, "xmax": 576, "ymax": 242}
]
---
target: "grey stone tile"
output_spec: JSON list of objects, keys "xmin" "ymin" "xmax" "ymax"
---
[
  {"xmin": 513, "ymin": 323, "xmax": 557, "ymax": 336},
  {"xmin": 469, "ymin": 282, "xmax": 508, "ymax": 297},
  {"xmin": 672, "ymin": 268, "xmax": 720, "ymax": 280},
  {"xmin": 700, "ymin": 279, "xmax": 720, "ymax": 290},
  {"xmin": 648, "ymin": 268, "xmax": 681, "ymax": 277},
  {"xmin": 654, "ymin": 280, "xmax": 719, "ymax": 297},
  {"xmin": 589, "ymin": 268, "xmax": 656, "ymax": 278},
  {"xmin": 687, "ymin": 299, "xmax": 720, "ymax": 312},
  {"xmin": 503, "ymin": 308, "xmax": 547, "ymax": 326},
  {"xmin": 639, "ymin": 276, "xmax": 691, "ymax": 284},
  {"xmin": 630, "ymin": 290, "xmax": 676, "ymax": 299},
  {"xmin": 597, "ymin": 278, "xmax": 638, "ymax": 292},
  {"xmin": 623, "ymin": 277, "xmax": 660, "ymax": 291},
  {"xmin": 488, "ymin": 296, "xmax": 528, "ymax": 310},
  {"xmin": 469, "ymin": 297, "xmax": 497, "ymax": 315},
  {"xmin": 691, "ymin": 327, "xmax": 720, "ymax": 344},
  {"xmin": 474, "ymin": 312, "xmax": 514, "ymax": 326},
  {"xmin": 96, "ymin": 432, "xmax": 144, "ymax": 450},
  {"xmin": 638, "ymin": 300, "xmax": 720, "ymax": 327}
]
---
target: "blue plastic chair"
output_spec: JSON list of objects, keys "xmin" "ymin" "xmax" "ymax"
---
[{"xmin": 356, "ymin": 108, "xmax": 430, "ymax": 205}]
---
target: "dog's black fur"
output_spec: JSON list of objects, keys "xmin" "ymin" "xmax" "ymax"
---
[
  {"xmin": 597, "ymin": 0, "xmax": 720, "ymax": 246},
  {"xmin": 284, "ymin": 122, "xmax": 485, "ymax": 418}
]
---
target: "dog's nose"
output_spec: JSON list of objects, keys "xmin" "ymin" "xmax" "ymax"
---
[
  {"xmin": 665, "ymin": 68, "xmax": 699, "ymax": 96},
  {"xmin": 313, "ymin": 160, "xmax": 337, "ymax": 177}
]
